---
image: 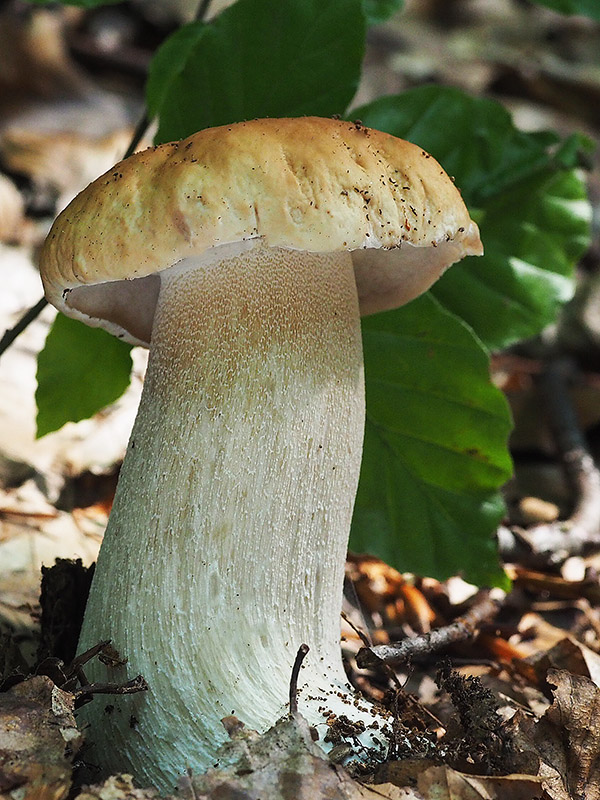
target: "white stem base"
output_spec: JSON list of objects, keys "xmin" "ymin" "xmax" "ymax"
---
[{"xmin": 77, "ymin": 242, "xmax": 389, "ymax": 791}]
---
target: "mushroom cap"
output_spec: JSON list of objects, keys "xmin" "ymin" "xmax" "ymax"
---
[{"xmin": 40, "ymin": 116, "xmax": 483, "ymax": 346}]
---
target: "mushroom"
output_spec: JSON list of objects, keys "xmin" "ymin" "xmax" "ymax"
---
[{"xmin": 39, "ymin": 117, "xmax": 483, "ymax": 791}]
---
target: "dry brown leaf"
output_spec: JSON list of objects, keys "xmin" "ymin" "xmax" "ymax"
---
[
  {"xmin": 186, "ymin": 714, "xmax": 385, "ymax": 800},
  {"xmin": 0, "ymin": 674, "xmax": 82, "ymax": 800},
  {"xmin": 512, "ymin": 569, "xmax": 600, "ymax": 605},
  {"xmin": 369, "ymin": 783, "xmax": 423, "ymax": 800},
  {"xmin": 516, "ymin": 614, "xmax": 573, "ymax": 656},
  {"xmin": 398, "ymin": 584, "xmax": 437, "ymax": 635},
  {"xmin": 76, "ymin": 774, "xmax": 162, "ymax": 799},
  {"xmin": 375, "ymin": 757, "xmax": 543, "ymax": 800},
  {"xmin": 518, "ymin": 636, "xmax": 600, "ymax": 689},
  {"xmin": 415, "ymin": 765, "xmax": 543, "ymax": 800},
  {"xmin": 346, "ymin": 555, "xmax": 406, "ymax": 615},
  {"xmin": 529, "ymin": 669, "xmax": 600, "ymax": 800},
  {"xmin": 374, "ymin": 759, "xmax": 436, "ymax": 788}
]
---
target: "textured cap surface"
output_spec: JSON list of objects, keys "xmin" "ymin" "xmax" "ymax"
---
[{"xmin": 40, "ymin": 116, "xmax": 482, "ymax": 345}]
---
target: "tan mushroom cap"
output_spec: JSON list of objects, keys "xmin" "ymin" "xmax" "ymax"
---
[{"xmin": 40, "ymin": 116, "xmax": 483, "ymax": 346}]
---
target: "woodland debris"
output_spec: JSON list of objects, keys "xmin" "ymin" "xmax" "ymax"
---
[
  {"xmin": 38, "ymin": 557, "xmax": 94, "ymax": 665},
  {"xmin": 184, "ymin": 713, "xmax": 385, "ymax": 800},
  {"xmin": 76, "ymin": 774, "xmax": 163, "ymax": 799},
  {"xmin": 346, "ymin": 556, "xmax": 439, "ymax": 633},
  {"xmin": 0, "ymin": 297, "xmax": 49, "ymax": 361},
  {"xmin": 40, "ymin": 639, "xmax": 147, "ymax": 706},
  {"xmin": 418, "ymin": 765, "xmax": 543, "ymax": 800},
  {"xmin": 288, "ymin": 643, "xmax": 309, "ymax": 715},
  {"xmin": 499, "ymin": 358, "xmax": 600, "ymax": 570},
  {"xmin": 435, "ymin": 662, "xmax": 516, "ymax": 776},
  {"xmin": 513, "ymin": 668, "xmax": 600, "ymax": 800},
  {"xmin": 375, "ymin": 763, "xmax": 543, "ymax": 800},
  {"xmin": 0, "ymin": 674, "xmax": 82, "ymax": 799},
  {"xmin": 518, "ymin": 496, "xmax": 560, "ymax": 526},
  {"xmin": 516, "ymin": 635, "xmax": 600, "ymax": 692},
  {"xmin": 356, "ymin": 591, "xmax": 501, "ymax": 669},
  {"xmin": 510, "ymin": 566, "xmax": 600, "ymax": 604},
  {"xmin": 0, "ymin": 507, "xmax": 102, "ymax": 620},
  {"xmin": 74, "ymin": 674, "xmax": 148, "ymax": 705},
  {"xmin": 381, "ymin": 695, "xmax": 439, "ymax": 766}
]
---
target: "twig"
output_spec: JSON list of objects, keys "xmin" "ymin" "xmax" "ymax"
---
[
  {"xmin": 74, "ymin": 674, "xmax": 148, "ymax": 701},
  {"xmin": 341, "ymin": 610, "xmax": 372, "ymax": 648},
  {"xmin": 122, "ymin": 111, "xmax": 151, "ymax": 160},
  {"xmin": 0, "ymin": 297, "xmax": 48, "ymax": 360},
  {"xmin": 289, "ymin": 643, "xmax": 309, "ymax": 715},
  {"xmin": 36, "ymin": 639, "xmax": 117, "ymax": 692},
  {"xmin": 343, "ymin": 608, "xmax": 403, "ymax": 690},
  {"xmin": 356, "ymin": 591, "xmax": 500, "ymax": 669},
  {"xmin": 195, "ymin": 0, "xmax": 213, "ymax": 20},
  {"xmin": 498, "ymin": 357, "xmax": 600, "ymax": 568},
  {"xmin": 182, "ymin": 768, "xmax": 199, "ymax": 800},
  {"xmin": 67, "ymin": 639, "xmax": 112, "ymax": 673}
]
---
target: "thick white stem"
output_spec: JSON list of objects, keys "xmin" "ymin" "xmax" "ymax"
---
[{"xmin": 78, "ymin": 242, "xmax": 386, "ymax": 791}]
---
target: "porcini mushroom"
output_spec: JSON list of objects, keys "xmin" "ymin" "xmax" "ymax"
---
[{"xmin": 40, "ymin": 117, "xmax": 483, "ymax": 791}]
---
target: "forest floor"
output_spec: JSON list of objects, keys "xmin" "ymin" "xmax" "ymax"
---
[{"xmin": 1, "ymin": 1, "xmax": 600, "ymax": 798}]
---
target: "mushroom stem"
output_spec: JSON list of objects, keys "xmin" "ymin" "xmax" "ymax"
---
[{"xmin": 78, "ymin": 242, "xmax": 385, "ymax": 790}]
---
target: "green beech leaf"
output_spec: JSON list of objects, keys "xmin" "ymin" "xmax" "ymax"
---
[
  {"xmin": 147, "ymin": 0, "xmax": 366, "ymax": 143},
  {"xmin": 353, "ymin": 86, "xmax": 591, "ymax": 350},
  {"xmin": 352, "ymin": 86, "xmax": 559, "ymax": 206},
  {"xmin": 528, "ymin": 0, "xmax": 600, "ymax": 19},
  {"xmin": 362, "ymin": 0, "xmax": 403, "ymax": 25},
  {"xmin": 352, "ymin": 294, "xmax": 513, "ymax": 586},
  {"xmin": 36, "ymin": 314, "xmax": 132, "ymax": 438},
  {"xmin": 433, "ymin": 167, "xmax": 590, "ymax": 349}
]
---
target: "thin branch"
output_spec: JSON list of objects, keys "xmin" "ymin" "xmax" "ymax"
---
[
  {"xmin": 356, "ymin": 591, "xmax": 500, "ymax": 669},
  {"xmin": 122, "ymin": 111, "xmax": 151, "ymax": 160},
  {"xmin": 341, "ymin": 610, "xmax": 372, "ymax": 648},
  {"xmin": 67, "ymin": 639, "xmax": 112, "ymax": 673},
  {"xmin": 122, "ymin": 0, "xmax": 213, "ymax": 156},
  {"xmin": 74, "ymin": 674, "xmax": 149, "ymax": 701},
  {"xmin": 289, "ymin": 643, "xmax": 309, "ymax": 715},
  {"xmin": 0, "ymin": 297, "xmax": 48, "ymax": 360},
  {"xmin": 195, "ymin": 0, "xmax": 213, "ymax": 20}
]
